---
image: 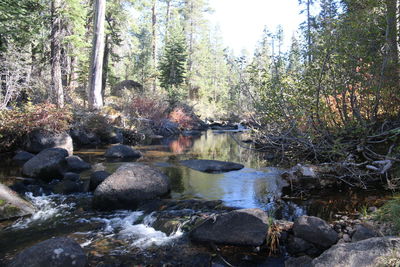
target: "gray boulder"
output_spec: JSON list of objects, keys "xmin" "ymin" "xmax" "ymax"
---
[
  {"xmin": 24, "ymin": 130, "xmax": 73, "ymax": 155},
  {"xmin": 351, "ymin": 224, "xmax": 379, "ymax": 242},
  {"xmin": 286, "ymin": 235, "xmax": 315, "ymax": 255},
  {"xmin": 66, "ymin": 156, "xmax": 91, "ymax": 172},
  {"xmin": 293, "ymin": 216, "xmax": 338, "ymax": 248},
  {"xmin": 70, "ymin": 128, "xmax": 101, "ymax": 147},
  {"xmin": 89, "ymin": 171, "xmax": 110, "ymax": 191},
  {"xmin": 190, "ymin": 208, "xmax": 269, "ymax": 246},
  {"xmin": 8, "ymin": 237, "xmax": 87, "ymax": 267},
  {"xmin": 0, "ymin": 183, "xmax": 36, "ymax": 221},
  {"xmin": 13, "ymin": 151, "xmax": 35, "ymax": 162},
  {"xmin": 52, "ymin": 180, "xmax": 83, "ymax": 195},
  {"xmin": 285, "ymin": 256, "xmax": 313, "ymax": 267},
  {"xmin": 112, "ymin": 80, "xmax": 143, "ymax": 96},
  {"xmin": 180, "ymin": 159, "xmax": 244, "ymax": 173},
  {"xmin": 22, "ymin": 148, "xmax": 68, "ymax": 180},
  {"xmin": 100, "ymin": 127, "xmax": 124, "ymax": 144},
  {"xmin": 104, "ymin": 145, "xmax": 141, "ymax": 159},
  {"xmin": 155, "ymin": 119, "xmax": 181, "ymax": 137},
  {"xmin": 93, "ymin": 163, "xmax": 170, "ymax": 210},
  {"xmin": 312, "ymin": 237, "xmax": 400, "ymax": 267}
]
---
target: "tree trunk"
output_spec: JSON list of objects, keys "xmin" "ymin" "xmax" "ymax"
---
[
  {"xmin": 69, "ymin": 56, "xmax": 79, "ymax": 93},
  {"xmin": 307, "ymin": 0, "xmax": 312, "ymax": 64},
  {"xmin": 51, "ymin": 0, "xmax": 64, "ymax": 108},
  {"xmin": 385, "ymin": 0, "xmax": 399, "ymax": 84},
  {"xmin": 165, "ymin": 0, "xmax": 171, "ymax": 40},
  {"xmin": 152, "ymin": 0, "xmax": 157, "ymax": 92},
  {"xmin": 102, "ymin": 34, "xmax": 110, "ymax": 99},
  {"xmin": 88, "ymin": 0, "xmax": 106, "ymax": 110}
]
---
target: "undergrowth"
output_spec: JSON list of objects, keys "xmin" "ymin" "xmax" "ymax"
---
[{"xmin": 374, "ymin": 195, "xmax": 400, "ymax": 234}]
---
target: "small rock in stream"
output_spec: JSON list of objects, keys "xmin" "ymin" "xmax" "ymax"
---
[{"xmin": 8, "ymin": 237, "xmax": 87, "ymax": 267}]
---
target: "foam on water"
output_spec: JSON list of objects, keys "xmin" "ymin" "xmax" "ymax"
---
[
  {"xmin": 89, "ymin": 210, "xmax": 183, "ymax": 249},
  {"xmin": 11, "ymin": 193, "xmax": 76, "ymax": 229}
]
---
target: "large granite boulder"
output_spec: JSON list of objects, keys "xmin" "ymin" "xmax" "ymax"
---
[
  {"xmin": 104, "ymin": 145, "xmax": 141, "ymax": 159},
  {"xmin": 8, "ymin": 237, "xmax": 87, "ymax": 267},
  {"xmin": 93, "ymin": 163, "xmax": 170, "ymax": 210},
  {"xmin": 190, "ymin": 208, "xmax": 269, "ymax": 246},
  {"xmin": 22, "ymin": 148, "xmax": 68, "ymax": 180},
  {"xmin": 0, "ymin": 183, "xmax": 36, "ymax": 221},
  {"xmin": 312, "ymin": 237, "xmax": 400, "ymax": 267},
  {"xmin": 24, "ymin": 130, "xmax": 73, "ymax": 155},
  {"xmin": 293, "ymin": 216, "xmax": 338, "ymax": 248},
  {"xmin": 180, "ymin": 159, "xmax": 244, "ymax": 173}
]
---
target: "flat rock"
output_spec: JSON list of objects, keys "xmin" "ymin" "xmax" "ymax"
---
[
  {"xmin": 0, "ymin": 183, "xmax": 36, "ymax": 221},
  {"xmin": 190, "ymin": 208, "xmax": 269, "ymax": 246},
  {"xmin": 22, "ymin": 148, "xmax": 68, "ymax": 180},
  {"xmin": 293, "ymin": 216, "xmax": 338, "ymax": 248},
  {"xmin": 312, "ymin": 237, "xmax": 400, "ymax": 267},
  {"xmin": 93, "ymin": 163, "xmax": 170, "ymax": 210},
  {"xmin": 8, "ymin": 237, "xmax": 87, "ymax": 267},
  {"xmin": 180, "ymin": 159, "xmax": 244, "ymax": 173},
  {"xmin": 104, "ymin": 145, "xmax": 141, "ymax": 159}
]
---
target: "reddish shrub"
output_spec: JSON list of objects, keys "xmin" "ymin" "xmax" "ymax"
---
[
  {"xmin": 168, "ymin": 107, "xmax": 195, "ymax": 129},
  {"xmin": 0, "ymin": 103, "xmax": 72, "ymax": 151},
  {"xmin": 127, "ymin": 97, "xmax": 168, "ymax": 123}
]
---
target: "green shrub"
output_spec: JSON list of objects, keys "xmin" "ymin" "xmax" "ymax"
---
[{"xmin": 375, "ymin": 196, "xmax": 400, "ymax": 234}]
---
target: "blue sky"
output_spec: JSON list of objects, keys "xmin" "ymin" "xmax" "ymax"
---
[{"xmin": 208, "ymin": 0, "xmax": 304, "ymax": 55}]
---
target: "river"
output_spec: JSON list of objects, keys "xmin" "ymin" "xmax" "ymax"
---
[{"xmin": 0, "ymin": 130, "xmax": 390, "ymax": 266}]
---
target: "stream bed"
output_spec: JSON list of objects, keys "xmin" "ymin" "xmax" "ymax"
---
[{"xmin": 0, "ymin": 130, "xmax": 392, "ymax": 266}]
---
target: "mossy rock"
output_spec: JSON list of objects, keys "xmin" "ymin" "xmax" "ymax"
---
[{"xmin": 0, "ymin": 183, "xmax": 36, "ymax": 221}]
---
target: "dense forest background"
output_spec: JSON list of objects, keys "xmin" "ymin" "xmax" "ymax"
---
[{"xmin": 1, "ymin": 0, "xmax": 400, "ymax": 167}]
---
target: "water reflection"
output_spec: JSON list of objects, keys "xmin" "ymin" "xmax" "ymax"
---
[{"xmin": 168, "ymin": 136, "xmax": 193, "ymax": 154}]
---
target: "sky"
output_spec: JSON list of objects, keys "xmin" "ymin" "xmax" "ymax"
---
[{"xmin": 208, "ymin": 0, "xmax": 304, "ymax": 55}]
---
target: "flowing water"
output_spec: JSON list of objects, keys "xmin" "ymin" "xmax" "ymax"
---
[{"xmin": 0, "ymin": 130, "xmax": 391, "ymax": 266}]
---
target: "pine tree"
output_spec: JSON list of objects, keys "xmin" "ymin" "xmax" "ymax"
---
[{"xmin": 159, "ymin": 25, "xmax": 187, "ymax": 102}]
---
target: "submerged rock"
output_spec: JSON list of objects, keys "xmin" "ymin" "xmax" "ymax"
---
[
  {"xmin": 293, "ymin": 216, "xmax": 338, "ymax": 248},
  {"xmin": 0, "ymin": 183, "xmax": 36, "ymax": 221},
  {"xmin": 12, "ymin": 151, "xmax": 35, "ymax": 162},
  {"xmin": 66, "ymin": 156, "xmax": 91, "ymax": 172},
  {"xmin": 24, "ymin": 130, "xmax": 73, "ymax": 155},
  {"xmin": 180, "ymin": 159, "xmax": 244, "ymax": 173},
  {"xmin": 8, "ymin": 237, "xmax": 87, "ymax": 267},
  {"xmin": 104, "ymin": 145, "xmax": 141, "ymax": 159},
  {"xmin": 190, "ymin": 208, "xmax": 269, "ymax": 246},
  {"xmin": 312, "ymin": 237, "xmax": 400, "ymax": 267},
  {"xmin": 22, "ymin": 148, "xmax": 68, "ymax": 180},
  {"xmin": 93, "ymin": 163, "xmax": 170, "ymax": 210}
]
